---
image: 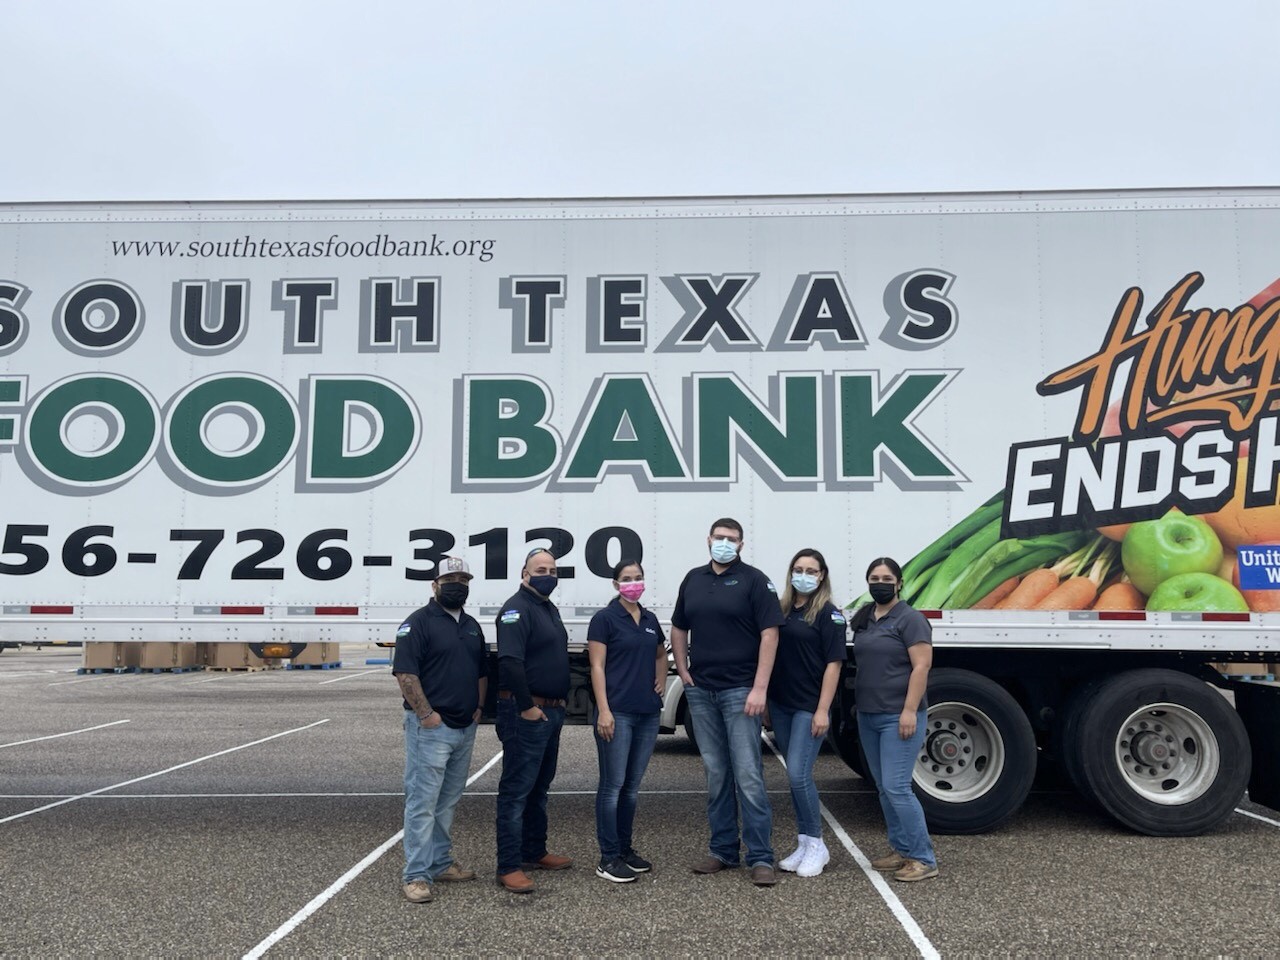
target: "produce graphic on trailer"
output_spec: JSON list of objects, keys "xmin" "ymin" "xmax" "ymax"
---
[{"xmin": 907, "ymin": 272, "xmax": 1280, "ymax": 613}]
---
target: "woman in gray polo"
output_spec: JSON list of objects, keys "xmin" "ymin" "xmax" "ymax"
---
[{"xmin": 849, "ymin": 556, "xmax": 938, "ymax": 881}]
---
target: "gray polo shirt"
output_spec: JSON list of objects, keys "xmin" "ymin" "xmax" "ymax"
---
[{"xmin": 851, "ymin": 601, "xmax": 931, "ymax": 714}]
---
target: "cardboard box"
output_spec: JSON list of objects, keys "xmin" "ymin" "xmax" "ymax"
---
[
  {"xmin": 82, "ymin": 642, "xmax": 142, "ymax": 670},
  {"xmin": 290, "ymin": 642, "xmax": 340, "ymax": 666},
  {"xmin": 1216, "ymin": 662, "xmax": 1267, "ymax": 677},
  {"xmin": 138, "ymin": 642, "xmax": 200, "ymax": 670},
  {"xmin": 200, "ymin": 642, "xmax": 272, "ymax": 670}
]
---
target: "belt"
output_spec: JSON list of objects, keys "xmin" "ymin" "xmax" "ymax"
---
[{"xmin": 498, "ymin": 690, "xmax": 566, "ymax": 708}]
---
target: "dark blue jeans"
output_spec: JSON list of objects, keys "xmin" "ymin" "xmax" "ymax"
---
[
  {"xmin": 592, "ymin": 708, "xmax": 660, "ymax": 860},
  {"xmin": 684, "ymin": 684, "xmax": 774, "ymax": 867},
  {"xmin": 495, "ymin": 698, "xmax": 565, "ymax": 875}
]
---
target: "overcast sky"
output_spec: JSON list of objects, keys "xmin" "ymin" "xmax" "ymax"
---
[{"xmin": 2, "ymin": 0, "xmax": 1275, "ymax": 202}]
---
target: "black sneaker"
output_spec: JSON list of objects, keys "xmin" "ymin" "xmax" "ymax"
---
[
  {"xmin": 621, "ymin": 851, "xmax": 652, "ymax": 873},
  {"xmin": 596, "ymin": 857, "xmax": 637, "ymax": 883}
]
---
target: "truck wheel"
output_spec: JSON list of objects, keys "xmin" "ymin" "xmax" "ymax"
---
[
  {"xmin": 1076, "ymin": 669, "xmax": 1250, "ymax": 836},
  {"xmin": 1052, "ymin": 675, "xmax": 1106, "ymax": 799},
  {"xmin": 680, "ymin": 697, "xmax": 700, "ymax": 753},
  {"xmin": 914, "ymin": 669, "xmax": 1037, "ymax": 834},
  {"xmin": 829, "ymin": 719, "xmax": 868, "ymax": 778}
]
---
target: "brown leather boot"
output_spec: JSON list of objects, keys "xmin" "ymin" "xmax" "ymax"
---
[
  {"xmin": 496, "ymin": 869, "xmax": 536, "ymax": 893},
  {"xmin": 522, "ymin": 853, "xmax": 573, "ymax": 871}
]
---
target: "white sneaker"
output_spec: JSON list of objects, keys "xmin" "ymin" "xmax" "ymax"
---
[
  {"xmin": 796, "ymin": 837, "xmax": 829, "ymax": 878},
  {"xmin": 778, "ymin": 836, "xmax": 808, "ymax": 873}
]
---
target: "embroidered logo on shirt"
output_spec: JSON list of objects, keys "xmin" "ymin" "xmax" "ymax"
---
[
  {"xmin": 830, "ymin": 612, "xmax": 847, "ymax": 624},
  {"xmin": 396, "ymin": 623, "xmax": 411, "ymax": 639},
  {"xmin": 500, "ymin": 610, "xmax": 521, "ymax": 624},
  {"xmin": 645, "ymin": 627, "xmax": 657, "ymax": 635},
  {"xmin": 766, "ymin": 580, "xmax": 778, "ymax": 594},
  {"xmin": 722, "ymin": 579, "xmax": 739, "ymax": 586}
]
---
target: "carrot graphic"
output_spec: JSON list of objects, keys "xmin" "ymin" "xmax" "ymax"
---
[{"xmin": 972, "ymin": 576, "xmax": 1019, "ymax": 609}]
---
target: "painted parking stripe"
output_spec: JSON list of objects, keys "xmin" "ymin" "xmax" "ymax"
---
[
  {"xmin": 243, "ymin": 748, "xmax": 503, "ymax": 960},
  {"xmin": 48, "ymin": 674, "xmax": 133, "ymax": 686},
  {"xmin": 1236, "ymin": 807, "xmax": 1280, "ymax": 828},
  {"xmin": 0, "ymin": 719, "xmax": 330, "ymax": 826},
  {"xmin": 317, "ymin": 669, "xmax": 382, "ymax": 685},
  {"xmin": 0, "ymin": 787, "xmax": 878, "ymax": 799},
  {"xmin": 0, "ymin": 719, "xmax": 131, "ymax": 750},
  {"xmin": 765, "ymin": 734, "xmax": 940, "ymax": 960}
]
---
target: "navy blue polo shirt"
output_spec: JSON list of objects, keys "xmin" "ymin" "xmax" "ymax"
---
[
  {"xmin": 587, "ymin": 597, "xmax": 664, "ymax": 714},
  {"xmin": 391, "ymin": 599, "xmax": 486, "ymax": 728},
  {"xmin": 671, "ymin": 558, "xmax": 786, "ymax": 691},
  {"xmin": 496, "ymin": 585, "xmax": 570, "ymax": 709},
  {"xmin": 768, "ymin": 600, "xmax": 848, "ymax": 712},
  {"xmin": 852, "ymin": 601, "xmax": 931, "ymax": 714}
]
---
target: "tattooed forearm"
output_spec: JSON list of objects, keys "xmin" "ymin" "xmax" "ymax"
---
[{"xmin": 395, "ymin": 673, "xmax": 432, "ymax": 720}]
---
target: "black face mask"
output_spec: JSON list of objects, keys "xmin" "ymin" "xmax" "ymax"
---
[
  {"xmin": 527, "ymin": 574, "xmax": 558, "ymax": 597},
  {"xmin": 868, "ymin": 582, "xmax": 897, "ymax": 604},
  {"xmin": 437, "ymin": 582, "xmax": 470, "ymax": 609}
]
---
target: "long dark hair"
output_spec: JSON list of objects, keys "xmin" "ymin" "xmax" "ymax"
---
[{"xmin": 848, "ymin": 556, "xmax": 904, "ymax": 633}]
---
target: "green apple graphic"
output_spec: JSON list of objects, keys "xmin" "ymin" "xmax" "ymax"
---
[
  {"xmin": 1121, "ymin": 512, "xmax": 1224, "ymax": 595},
  {"xmin": 1146, "ymin": 571, "xmax": 1250, "ymax": 612}
]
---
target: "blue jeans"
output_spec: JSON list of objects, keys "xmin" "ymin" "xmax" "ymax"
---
[
  {"xmin": 858, "ymin": 710, "xmax": 936, "ymax": 868},
  {"xmin": 769, "ymin": 702, "xmax": 825, "ymax": 837},
  {"xmin": 684, "ymin": 685, "xmax": 773, "ymax": 867},
  {"xmin": 494, "ymin": 698, "xmax": 565, "ymax": 875},
  {"xmin": 402, "ymin": 711, "xmax": 477, "ymax": 883},
  {"xmin": 593, "ymin": 708, "xmax": 660, "ymax": 860}
]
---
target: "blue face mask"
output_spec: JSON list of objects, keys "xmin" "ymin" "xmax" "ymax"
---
[
  {"xmin": 791, "ymin": 573, "xmax": 819, "ymax": 595},
  {"xmin": 710, "ymin": 538, "xmax": 739, "ymax": 564}
]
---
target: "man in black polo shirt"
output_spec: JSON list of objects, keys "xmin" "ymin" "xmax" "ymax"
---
[
  {"xmin": 392, "ymin": 555, "xmax": 487, "ymax": 904},
  {"xmin": 494, "ymin": 548, "xmax": 573, "ymax": 893},
  {"xmin": 671, "ymin": 518, "xmax": 785, "ymax": 886}
]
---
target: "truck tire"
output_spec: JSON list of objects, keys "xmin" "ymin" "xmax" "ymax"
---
[
  {"xmin": 829, "ymin": 720, "xmax": 868, "ymax": 778},
  {"xmin": 680, "ymin": 697, "xmax": 700, "ymax": 754},
  {"xmin": 914, "ymin": 669, "xmax": 1037, "ymax": 834},
  {"xmin": 1075, "ymin": 669, "xmax": 1250, "ymax": 836},
  {"xmin": 1051, "ymin": 675, "xmax": 1107, "ymax": 799}
]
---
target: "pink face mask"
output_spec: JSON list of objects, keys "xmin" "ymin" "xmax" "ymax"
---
[{"xmin": 617, "ymin": 581, "xmax": 646, "ymax": 602}]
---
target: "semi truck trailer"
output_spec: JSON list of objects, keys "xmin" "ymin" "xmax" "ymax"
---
[{"xmin": 2, "ymin": 189, "xmax": 1278, "ymax": 836}]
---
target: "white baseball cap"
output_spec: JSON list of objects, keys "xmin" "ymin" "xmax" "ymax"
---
[{"xmin": 437, "ymin": 556, "xmax": 473, "ymax": 580}]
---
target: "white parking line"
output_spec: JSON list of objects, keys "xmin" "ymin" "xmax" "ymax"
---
[
  {"xmin": 1237, "ymin": 807, "xmax": 1280, "ymax": 828},
  {"xmin": 0, "ymin": 719, "xmax": 330, "ymax": 826},
  {"xmin": 0, "ymin": 719, "xmax": 131, "ymax": 750},
  {"xmin": 316, "ymin": 669, "xmax": 383, "ymax": 685},
  {"xmin": 765, "ymin": 734, "xmax": 940, "ymax": 960},
  {"xmin": 183, "ymin": 675, "xmax": 230, "ymax": 685},
  {"xmin": 0, "ymin": 670, "xmax": 60, "ymax": 679},
  {"xmin": 0, "ymin": 787, "xmax": 876, "ymax": 799},
  {"xmin": 48, "ymin": 673, "xmax": 133, "ymax": 687},
  {"xmin": 243, "ymin": 748, "xmax": 504, "ymax": 960}
]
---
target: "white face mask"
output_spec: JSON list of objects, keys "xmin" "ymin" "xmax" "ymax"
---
[
  {"xmin": 710, "ymin": 538, "xmax": 739, "ymax": 563},
  {"xmin": 791, "ymin": 572, "xmax": 819, "ymax": 595}
]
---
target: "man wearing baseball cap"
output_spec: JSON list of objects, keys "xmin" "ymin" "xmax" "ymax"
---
[{"xmin": 393, "ymin": 556, "xmax": 488, "ymax": 904}]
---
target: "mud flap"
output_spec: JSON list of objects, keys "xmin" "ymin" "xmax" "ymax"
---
[{"xmin": 1234, "ymin": 680, "xmax": 1280, "ymax": 813}]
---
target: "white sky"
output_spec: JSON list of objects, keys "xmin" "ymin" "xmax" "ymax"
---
[{"xmin": 2, "ymin": 0, "xmax": 1276, "ymax": 201}]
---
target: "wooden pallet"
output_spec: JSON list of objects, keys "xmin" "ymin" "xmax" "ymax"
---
[
  {"xmin": 76, "ymin": 667, "xmax": 141, "ymax": 675},
  {"xmin": 141, "ymin": 666, "xmax": 202, "ymax": 674},
  {"xmin": 285, "ymin": 661, "xmax": 343, "ymax": 670},
  {"xmin": 203, "ymin": 665, "xmax": 277, "ymax": 673}
]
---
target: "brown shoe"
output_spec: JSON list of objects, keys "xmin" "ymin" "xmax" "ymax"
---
[
  {"xmin": 435, "ymin": 863, "xmax": 476, "ymax": 882},
  {"xmin": 522, "ymin": 853, "xmax": 573, "ymax": 871},
  {"xmin": 870, "ymin": 851, "xmax": 906, "ymax": 872},
  {"xmin": 496, "ymin": 869, "xmax": 536, "ymax": 893},
  {"xmin": 402, "ymin": 880, "xmax": 433, "ymax": 903},
  {"xmin": 749, "ymin": 864, "xmax": 777, "ymax": 886},
  {"xmin": 893, "ymin": 859, "xmax": 939, "ymax": 882},
  {"xmin": 690, "ymin": 855, "xmax": 737, "ymax": 874}
]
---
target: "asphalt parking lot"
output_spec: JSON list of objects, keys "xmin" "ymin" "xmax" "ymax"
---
[{"xmin": 2, "ymin": 644, "xmax": 1279, "ymax": 958}]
